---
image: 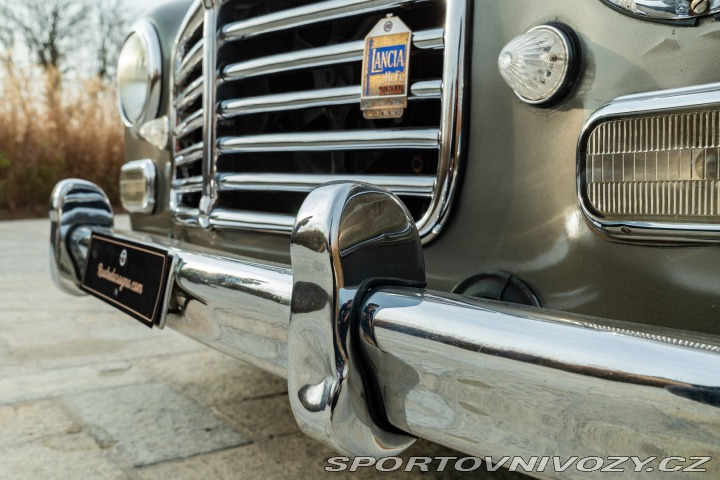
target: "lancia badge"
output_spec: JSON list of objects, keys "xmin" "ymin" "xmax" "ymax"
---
[{"xmin": 360, "ymin": 14, "xmax": 412, "ymax": 120}]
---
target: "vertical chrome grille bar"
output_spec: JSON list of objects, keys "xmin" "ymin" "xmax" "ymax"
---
[
  {"xmin": 171, "ymin": 1, "xmax": 205, "ymax": 226},
  {"xmin": 420, "ymin": 0, "xmax": 467, "ymax": 241},
  {"xmin": 199, "ymin": 2, "xmax": 219, "ymax": 228}
]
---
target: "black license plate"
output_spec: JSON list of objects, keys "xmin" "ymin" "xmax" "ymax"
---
[{"xmin": 81, "ymin": 233, "xmax": 172, "ymax": 328}]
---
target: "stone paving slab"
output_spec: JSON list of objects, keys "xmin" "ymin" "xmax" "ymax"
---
[
  {"xmin": 210, "ymin": 393, "xmax": 297, "ymax": 440},
  {"xmin": 64, "ymin": 383, "xmax": 250, "ymax": 467},
  {"xmin": 0, "ymin": 362, "xmax": 151, "ymax": 405},
  {"xmin": 138, "ymin": 434, "xmax": 519, "ymax": 480},
  {"xmin": 0, "ymin": 432, "xmax": 133, "ymax": 480},
  {"xmin": 132, "ymin": 350, "xmax": 288, "ymax": 408},
  {"xmin": 0, "ymin": 400, "xmax": 78, "ymax": 448}
]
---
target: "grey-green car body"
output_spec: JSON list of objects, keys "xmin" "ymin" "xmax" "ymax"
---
[{"xmin": 127, "ymin": 0, "xmax": 720, "ymax": 336}]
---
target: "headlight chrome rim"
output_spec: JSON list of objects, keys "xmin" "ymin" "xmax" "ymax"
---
[{"xmin": 117, "ymin": 19, "xmax": 162, "ymax": 128}]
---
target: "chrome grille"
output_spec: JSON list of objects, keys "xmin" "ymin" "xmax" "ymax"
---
[
  {"xmin": 172, "ymin": 4, "xmax": 205, "ymax": 226},
  {"xmin": 171, "ymin": 0, "xmax": 468, "ymax": 242}
]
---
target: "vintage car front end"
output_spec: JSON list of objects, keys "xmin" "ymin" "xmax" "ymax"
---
[{"xmin": 50, "ymin": 0, "xmax": 720, "ymax": 477}]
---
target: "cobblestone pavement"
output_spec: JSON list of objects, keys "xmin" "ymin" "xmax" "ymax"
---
[{"xmin": 0, "ymin": 217, "xmax": 524, "ymax": 480}]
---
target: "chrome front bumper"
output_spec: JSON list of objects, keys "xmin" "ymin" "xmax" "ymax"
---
[{"xmin": 50, "ymin": 179, "xmax": 720, "ymax": 478}]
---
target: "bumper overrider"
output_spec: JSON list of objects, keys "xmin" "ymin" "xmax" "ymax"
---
[{"xmin": 50, "ymin": 179, "xmax": 720, "ymax": 478}]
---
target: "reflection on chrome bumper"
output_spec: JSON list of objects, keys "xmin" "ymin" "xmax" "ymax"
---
[{"xmin": 50, "ymin": 179, "xmax": 720, "ymax": 478}]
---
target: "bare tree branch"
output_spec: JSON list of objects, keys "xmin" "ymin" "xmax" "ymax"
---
[
  {"xmin": 0, "ymin": 0, "xmax": 87, "ymax": 72},
  {"xmin": 95, "ymin": 0, "xmax": 130, "ymax": 81}
]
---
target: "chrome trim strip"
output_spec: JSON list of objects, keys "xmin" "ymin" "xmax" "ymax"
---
[
  {"xmin": 416, "ymin": 0, "xmax": 467, "ymax": 242},
  {"xmin": 199, "ymin": 3, "xmax": 220, "ymax": 229},
  {"xmin": 218, "ymin": 173, "xmax": 436, "ymax": 196},
  {"xmin": 221, "ymin": 29, "xmax": 443, "ymax": 83},
  {"xmin": 601, "ymin": 0, "xmax": 720, "ymax": 22},
  {"xmin": 174, "ymin": 109, "xmax": 204, "ymax": 138},
  {"xmin": 218, "ymin": 81, "xmax": 442, "ymax": 119},
  {"xmin": 577, "ymin": 82, "xmax": 720, "ymax": 243},
  {"xmin": 170, "ymin": 0, "xmax": 205, "ymax": 221},
  {"xmin": 173, "ymin": 207, "xmax": 202, "ymax": 227},
  {"xmin": 175, "ymin": 143, "xmax": 204, "ymax": 162},
  {"xmin": 221, "ymin": 0, "xmax": 425, "ymax": 43},
  {"xmin": 51, "ymin": 180, "xmax": 720, "ymax": 469},
  {"xmin": 174, "ymin": 39, "xmax": 204, "ymax": 85},
  {"xmin": 174, "ymin": 186, "xmax": 203, "ymax": 195},
  {"xmin": 172, "ymin": 176, "xmax": 203, "ymax": 193},
  {"xmin": 411, "ymin": 27, "xmax": 444, "ymax": 49},
  {"xmin": 219, "ymin": 86, "xmax": 360, "ymax": 118},
  {"xmin": 174, "ymin": 77, "xmax": 203, "ymax": 111},
  {"xmin": 177, "ymin": 4, "xmax": 204, "ymax": 50},
  {"xmin": 209, "ymin": 209, "xmax": 296, "ymax": 233},
  {"xmin": 218, "ymin": 129, "xmax": 440, "ymax": 154},
  {"xmin": 174, "ymin": 150, "xmax": 203, "ymax": 168},
  {"xmin": 410, "ymin": 79, "xmax": 443, "ymax": 98}
]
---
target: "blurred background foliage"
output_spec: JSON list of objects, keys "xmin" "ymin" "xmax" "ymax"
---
[{"xmin": 0, "ymin": 0, "xmax": 133, "ymax": 218}]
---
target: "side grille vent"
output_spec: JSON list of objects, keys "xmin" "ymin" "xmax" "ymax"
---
[
  {"xmin": 586, "ymin": 112, "xmax": 720, "ymax": 217},
  {"xmin": 171, "ymin": 0, "xmax": 468, "ymax": 241},
  {"xmin": 578, "ymin": 85, "xmax": 720, "ymax": 242},
  {"xmin": 172, "ymin": 5, "xmax": 205, "ymax": 226}
]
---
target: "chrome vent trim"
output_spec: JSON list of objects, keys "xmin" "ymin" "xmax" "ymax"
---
[
  {"xmin": 218, "ymin": 80, "xmax": 441, "ymax": 119},
  {"xmin": 217, "ymin": 173, "xmax": 436, "ymax": 197},
  {"xmin": 171, "ymin": 0, "xmax": 205, "ymax": 227},
  {"xmin": 171, "ymin": 0, "xmax": 469, "ymax": 243},
  {"xmin": 217, "ymin": 129, "xmax": 440, "ymax": 153},
  {"xmin": 578, "ymin": 82, "xmax": 720, "ymax": 243},
  {"xmin": 199, "ymin": 4, "xmax": 219, "ymax": 229},
  {"xmin": 221, "ymin": 0, "xmax": 429, "ymax": 42},
  {"xmin": 221, "ymin": 28, "xmax": 443, "ymax": 83}
]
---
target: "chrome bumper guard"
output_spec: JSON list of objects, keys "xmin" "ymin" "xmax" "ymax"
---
[{"xmin": 51, "ymin": 179, "xmax": 720, "ymax": 477}]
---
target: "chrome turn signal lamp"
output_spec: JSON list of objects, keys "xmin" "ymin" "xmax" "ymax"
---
[
  {"xmin": 120, "ymin": 159, "xmax": 157, "ymax": 214},
  {"xmin": 498, "ymin": 24, "xmax": 581, "ymax": 107},
  {"xmin": 578, "ymin": 83, "xmax": 720, "ymax": 243}
]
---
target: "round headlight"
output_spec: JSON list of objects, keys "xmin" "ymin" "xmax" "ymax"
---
[
  {"xmin": 117, "ymin": 20, "xmax": 162, "ymax": 127},
  {"xmin": 498, "ymin": 23, "xmax": 581, "ymax": 108}
]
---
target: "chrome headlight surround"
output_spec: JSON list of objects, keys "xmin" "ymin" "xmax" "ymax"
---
[
  {"xmin": 601, "ymin": 0, "xmax": 720, "ymax": 25},
  {"xmin": 117, "ymin": 19, "xmax": 162, "ymax": 128}
]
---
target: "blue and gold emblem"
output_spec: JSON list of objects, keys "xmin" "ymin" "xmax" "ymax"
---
[{"xmin": 361, "ymin": 15, "xmax": 412, "ymax": 119}]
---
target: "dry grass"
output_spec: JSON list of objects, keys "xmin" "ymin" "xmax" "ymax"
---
[{"xmin": 0, "ymin": 65, "xmax": 125, "ymax": 219}]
